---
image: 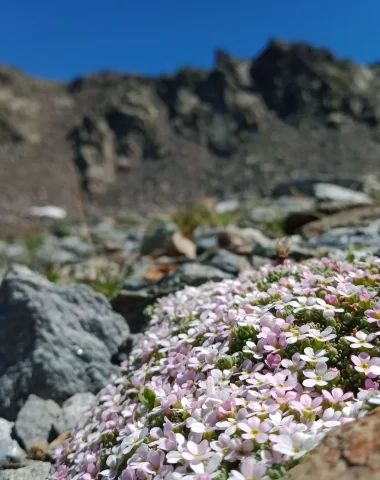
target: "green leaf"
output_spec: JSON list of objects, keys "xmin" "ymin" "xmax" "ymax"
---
[{"xmin": 138, "ymin": 387, "xmax": 157, "ymax": 411}]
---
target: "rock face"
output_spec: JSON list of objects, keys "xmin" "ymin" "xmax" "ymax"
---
[
  {"xmin": 0, "ymin": 265, "xmax": 129, "ymax": 420},
  {"xmin": 284, "ymin": 407, "xmax": 380, "ymax": 480},
  {"xmin": 1, "ymin": 40, "xmax": 380, "ymax": 233}
]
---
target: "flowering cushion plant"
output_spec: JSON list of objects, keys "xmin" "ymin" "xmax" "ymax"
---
[{"xmin": 54, "ymin": 255, "xmax": 380, "ymax": 480}]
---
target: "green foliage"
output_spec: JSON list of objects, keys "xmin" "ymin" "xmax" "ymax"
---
[
  {"xmin": 138, "ymin": 387, "xmax": 160, "ymax": 411},
  {"xmin": 171, "ymin": 204, "xmax": 244, "ymax": 237},
  {"xmin": 45, "ymin": 266, "xmax": 62, "ymax": 283},
  {"xmin": 84, "ymin": 273, "xmax": 123, "ymax": 298},
  {"xmin": 260, "ymin": 217, "xmax": 287, "ymax": 238},
  {"xmin": 24, "ymin": 233, "xmax": 44, "ymax": 252}
]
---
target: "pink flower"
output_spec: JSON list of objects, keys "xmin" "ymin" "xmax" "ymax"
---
[
  {"xmin": 325, "ymin": 294, "xmax": 338, "ymax": 304},
  {"xmin": 266, "ymin": 353, "xmax": 282, "ymax": 369},
  {"xmin": 291, "ymin": 394, "xmax": 323, "ymax": 417},
  {"xmin": 365, "ymin": 302, "xmax": 380, "ymax": 324},
  {"xmin": 360, "ymin": 289, "xmax": 374, "ymax": 302},
  {"xmin": 322, "ymin": 388, "xmax": 353, "ymax": 404},
  {"xmin": 365, "ymin": 379, "xmax": 379, "ymax": 390}
]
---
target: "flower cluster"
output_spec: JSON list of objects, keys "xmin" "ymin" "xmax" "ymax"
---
[{"xmin": 53, "ymin": 255, "xmax": 380, "ymax": 480}]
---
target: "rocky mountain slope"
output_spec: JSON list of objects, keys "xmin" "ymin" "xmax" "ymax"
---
[{"xmin": 1, "ymin": 39, "xmax": 380, "ymax": 233}]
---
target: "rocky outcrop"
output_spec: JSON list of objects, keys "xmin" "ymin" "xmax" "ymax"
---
[
  {"xmin": 0, "ymin": 265, "xmax": 129, "ymax": 420},
  {"xmin": 284, "ymin": 407, "xmax": 380, "ymax": 480}
]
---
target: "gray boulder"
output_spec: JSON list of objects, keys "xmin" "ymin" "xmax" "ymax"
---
[
  {"xmin": 0, "ymin": 265, "xmax": 129, "ymax": 420},
  {"xmin": 14, "ymin": 395, "xmax": 61, "ymax": 452}
]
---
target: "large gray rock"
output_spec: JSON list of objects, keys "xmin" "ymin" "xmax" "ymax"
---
[
  {"xmin": 0, "ymin": 461, "xmax": 50, "ymax": 480},
  {"xmin": 14, "ymin": 395, "xmax": 61, "ymax": 452},
  {"xmin": 0, "ymin": 418, "xmax": 25, "ymax": 466},
  {"xmin": 0, "ymin": 265, "xmax": 130, "ymax": 420}
]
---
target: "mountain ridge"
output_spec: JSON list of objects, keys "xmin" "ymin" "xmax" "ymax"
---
[{"xmin": 1, "ymin": 39, "xmax": 380, "ymax": 233}]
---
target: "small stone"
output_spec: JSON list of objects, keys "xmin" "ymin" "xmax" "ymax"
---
[
  {"xmin": 218, "ymin": 226, "xmax": 274, "ymax": 254},
  {"xmin": 313, "ymin": 183, "xmax": 372, "ymax": 204},
  {"xmin": 170, "ymin": 232, "xmax": 197, "ymax": 259},
  {"xmin": 0, "ymin": 419, "xmax": 25, "ymax": 466},
  {"xmin": 140, "ymin": 222, "xmax": 177, "ymax": 256},
  {"xmin": 215, "ymin": 199, "xmax": 240, "ymax": 213},
  {"xmin": 54, "ymin": 393, "xmax": 97, "ymax": 434},
  {"xmin": 122, "ymin": 257, "xmax": 156, "ymax": 291},
  {"xmin": 14, "ymin": 395, "xmax": 61, "ymax": 453},
  {"xmin": 202, "ymin": 249, "xmax": 250, "ymax": 275}
]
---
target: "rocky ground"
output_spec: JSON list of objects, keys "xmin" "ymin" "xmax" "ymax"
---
[
  {"xmin": 2, "ymin": 39, "xmax": 380, "ymax": 234},
  {"xmin": 1, "ymin": 180, "xmax": 380, "ymax": 478}
]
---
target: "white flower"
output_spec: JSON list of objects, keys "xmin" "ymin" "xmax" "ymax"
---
[
  {"xmin": 273, "ymin": 432, "xmax": 321, "ymax": 459},
  {"xmin": 300, "ymin": 347, "xmax": 329, "ymax": 363},
  {"xmin": 228, "ymin": 458, "xmax": 268, "ymax": 480},
  {"xmin": 243, "ymin": 340, "xmax": 264, "ymax": 359},
  {"xmin": 287, "ymin": 296, "xmax": 317, "ymax": 312},
  {"xmin": 186, "ymin": 410, "xmax": 207, "ymax": 433},
  {"xmin": 303, "ymin": 362, "xmax": 338, "ymax": 387},
  {"xmin": 312, "ymin": 298, "xmax": 344, "ymax": 318},
  {"xmin": 344, "ymin": 331, "xmax": 377, "ymax": 349},
  {"xmin": 307, "ymin": 327, "xmax": 337, "ymax": 342}
]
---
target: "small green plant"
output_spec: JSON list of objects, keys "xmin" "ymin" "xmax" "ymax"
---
[
  {"xmin": 24, "ymin": 233, "xmax": 44, "ymax": 252},
  {"xmin": 45, "ymin": 266, "xmax": 62, "ymax": 283},
  {"xmin": 85, "ymin": 273, "xmax": 123, "ymax": 298},
  {"xmin": 171, "ymin": 204, "xmax": 244, "ymax": 237},
  {"xmin": 23, "ymin": 232, "xmax": 44, "ymax": 267},
  {"xmin": 260, "ymin": 217, "xmax": 287, "ymax": 238}
]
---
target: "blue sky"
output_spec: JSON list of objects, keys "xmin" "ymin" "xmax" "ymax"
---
[{"xmin": 1, "ymin": 1, "xmax": 379, "ymax": 81}]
